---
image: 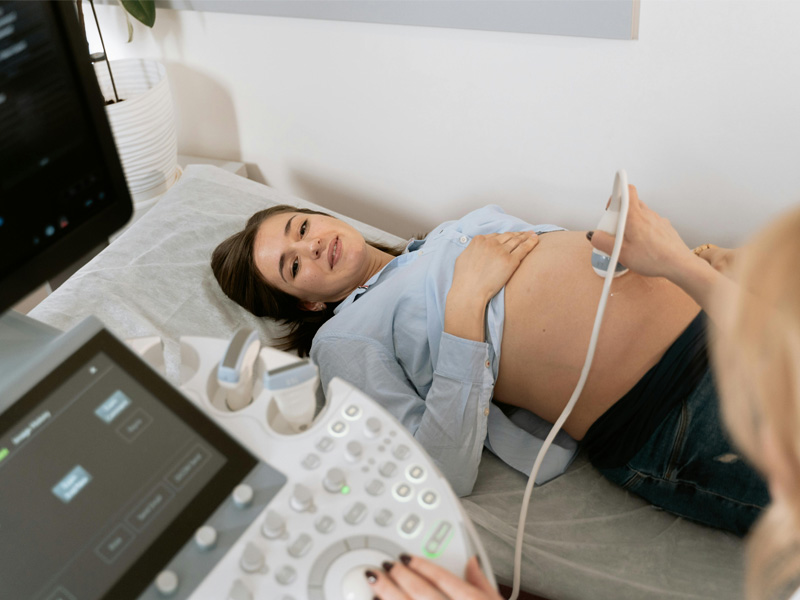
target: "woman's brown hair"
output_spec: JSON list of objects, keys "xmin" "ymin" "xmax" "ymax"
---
[{"xmin": 211, "ymin": 205, "xmax": 405, "ymax": 356}]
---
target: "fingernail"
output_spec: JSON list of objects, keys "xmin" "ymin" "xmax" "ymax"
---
[
  {"xmin": 586, "ymin": 231, "xmax": 594, "ymax": 241},
  {"xmin": 399, "ymin": 553, "xmax": 411, "ymax": 566},
  {"xmin": 365, "ymin": 570, "xmax": 377, "ymax": 584},
  {"xmin": 382, "ymin": 561, "xmax": 394, "ymax": 572}
]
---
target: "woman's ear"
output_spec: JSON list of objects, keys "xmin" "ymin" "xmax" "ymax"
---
[{"xmin": 299, "ymin": 301, "xmax": 327, "ymax": 312}]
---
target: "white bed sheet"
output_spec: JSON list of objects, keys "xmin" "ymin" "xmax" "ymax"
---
[{"xmin": 30, "ymin": 165, "xmax": 746, "ymax": 599}]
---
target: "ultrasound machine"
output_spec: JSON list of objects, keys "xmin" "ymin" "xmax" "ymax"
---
[{"xmin": 0, "ymin": 3, "xmax": 493, "ymax": 599}]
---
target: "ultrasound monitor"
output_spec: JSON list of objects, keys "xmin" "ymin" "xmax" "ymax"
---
[
  {"xmin": 0, "ymin": 319, "xmax": 272, "ymax": 600},
  {"xmin": 0, "ymin": 0, "xmax": 132, "ymax": 313},
  {"xmin": 0, "ymin": 8, "xmax": 287, "ymax": 599}
]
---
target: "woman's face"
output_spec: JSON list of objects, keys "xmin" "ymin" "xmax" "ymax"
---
[{"xmin": 253, "ymin": 211, "xmax": 370, "ymax": 306}]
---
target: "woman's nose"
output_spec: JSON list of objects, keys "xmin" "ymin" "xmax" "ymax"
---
[{"xmin": 299, "ymin": 237, "xmax": 323, "ymax": 259}]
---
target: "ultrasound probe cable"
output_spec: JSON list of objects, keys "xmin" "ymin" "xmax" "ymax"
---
[{"xmin": 507, "ymin": 171, "xmax": 631, "ymax": 600}]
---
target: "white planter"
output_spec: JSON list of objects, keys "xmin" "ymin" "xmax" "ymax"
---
[{"xmin": 94, "ymin": 59, "xmax": 180, "ymax": 203}]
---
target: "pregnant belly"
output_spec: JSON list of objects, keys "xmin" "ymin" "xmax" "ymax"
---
[{"xmin": 494, "ymin": 230, "xmax": 700, "ymax": 439}]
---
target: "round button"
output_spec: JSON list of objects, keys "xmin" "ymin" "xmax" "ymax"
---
[
  {"xmin": 393, "ymin": 482, "xmax": 413, "ymax": 501},
  {"xmin": 155, "ymin": 570, "xmax": 179, "ymax": 596},
  {"xmin": 277, "ymin": 565, "xmax": 297, "ymax": 585},
  {"xmin": 290, "ymin": 484, "xmax": 314, "ymax": 512},
  {"xmin": 323, "ymin": 468, "xmax": 346, "ymax": 493},
  {"xmin": 365, "ymin": 417, "xmax": 382, "ymax": 438},
  {"xmin": 240, "ymin": 542, "xmax": 265, "ymax": 573},
  {"xmin": 194, "ymin": 525, "xmax": 217, "ymax": 550},
  {"xmin": 459, "ymin": 235, "xmax": 468, "ymax": 243},
  {"xmin": 316, "ymin": 515, "xmax": 336, "ymax": 534},
  {"xmin": 345, "ymin": 441, "xmax": 363, "ymax": 462},
  {"xmin": 343, "ymin": 404, "xmax": 362, "ymax": 420},
  {"xmin": 419, "ymin": 490, "xmax": 439, "ymax": 509},
  {"xmin": 232, "ymin": 484, "xmax": 254, "ymax": 508},
  {"xmin": 406, "ymin": 465, "xmax": 426, "ymax": 483},
  {"xmin": 330, "ymin": 420, "xmax": 349, "ymax": 437},
  {"xmin": 261, "ymin": 510, "xmax": 286, "ymax": 539}
]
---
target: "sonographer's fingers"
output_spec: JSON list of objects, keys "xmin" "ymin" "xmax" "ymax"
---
[
  {"xmin": 464, "ymin": 556, "xmax": 503, "ymax": 597},
  {"xmin": 401, "ymin": 554, "xmax": 503, "ymax": 600},
  {"xmin": 368, "ymin": 562, "xmax": 445, "ymax": 600},
  {"xmin": 589, "ymin": 184, "xmax": 693, "ymax": 279},
  {"xmin": 368, "ymin": 555, "xmax": 503, "ymax": 600},
  {"xmin": 366, "ymin": 569, "xmax": 412, "ymax": 600}
]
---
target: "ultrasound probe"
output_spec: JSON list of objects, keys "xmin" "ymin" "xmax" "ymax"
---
[{"xmin": 508, "ymin": 171, "xmax": 631, "ymax": 600}]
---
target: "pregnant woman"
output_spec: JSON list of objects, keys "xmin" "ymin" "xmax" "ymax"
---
[{"xmin": 211, "ymin": 186, "xmax": 767, "ymax": 536}]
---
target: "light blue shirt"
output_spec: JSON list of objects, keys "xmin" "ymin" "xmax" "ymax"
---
[{"xmin": 310, "ymin": 205, "xmax": 579, "ymax": 497}]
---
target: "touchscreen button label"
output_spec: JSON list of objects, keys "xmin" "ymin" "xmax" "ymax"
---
[
  {"xmin": 126, "ymin": 483, "xmax": 174, "ymax": 532},
  {"xmin": 116, "ymin": 408, "xmax": 153, "ymax": 443},
  {"xmin": 95, "ymin": 524, "xmax": 135, "ymax": 565},
  {"xmin": 52, "ymin": 465, "xmax": 92, "ymax": 503},
  {"xmin": 95, "ymin": 390, "xmax": 131, "ymax": 424},
  {"xmin": 168, "ymin": 445, "xmax": 210, "ymax": 490}
]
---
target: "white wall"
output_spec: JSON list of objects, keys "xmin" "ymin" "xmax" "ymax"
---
[{"xmin": 87, "ymin": 1, "xmax": 800, "ymax": 246}]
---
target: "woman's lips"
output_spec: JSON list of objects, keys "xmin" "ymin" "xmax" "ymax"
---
[{"xmin": 328, "ymin": 237, "xmax": 340, "ymax": 268}]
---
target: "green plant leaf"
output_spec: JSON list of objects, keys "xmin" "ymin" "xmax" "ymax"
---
[
  {"xmin": 123, "ymin": 9, "xmax": 134, "ymax": 42},
  {"xmin": 120, "ymin": 0, "xmax": 156, "ymax": 28}
]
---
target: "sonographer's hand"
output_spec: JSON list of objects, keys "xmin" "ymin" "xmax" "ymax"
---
[
  {"xmin": 445, "ymin": 231, "xmax": 539, "ymax": 342},
  {"xmin": 589, "ymin": 185, "xmax": 694, "ymax": 281},
  {"xmin": 367, "ymin": 554, "xmax": 503, "ymax": 600}
]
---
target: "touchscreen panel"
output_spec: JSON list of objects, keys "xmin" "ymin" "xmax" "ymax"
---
[{"xmin": 0, "ymin": 332, "xmax": 258, "ymax": 600}]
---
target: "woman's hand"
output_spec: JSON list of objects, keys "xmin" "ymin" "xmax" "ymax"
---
[
  {"xmin": 367, "ymin": 554, "xmax": 503, "ymax": 600},
  {"xmin": 445, "ymin": 231, "xmax": 539, "ymax": 342},
  {"xmin": 589, "ymin": 185, "xmax": 695, "ymax": 281},
  {"xmin": 454, "ymin": 231, "xmax": 540, "ymax": 302}
]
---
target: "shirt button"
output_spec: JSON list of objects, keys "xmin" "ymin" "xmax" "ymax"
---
[
  {"xmin": 484, "ymin": 407, "xmax": 490, "ymax": 416},
  {"xmin": 459, "ymin": 236, "xmax": 468, "ymax": 243},
  {"xmin": 485, "ymin": 360, "xmax": 491, "ymax": 368}
]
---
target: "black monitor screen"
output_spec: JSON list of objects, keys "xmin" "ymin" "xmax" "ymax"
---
[
  {"xmin": 0, "ymin": 328, "xmax": 259, "ymax": 600},
  {"xmin": 0, "ymin": 0, "xmax": 132, "ymax": 312}
]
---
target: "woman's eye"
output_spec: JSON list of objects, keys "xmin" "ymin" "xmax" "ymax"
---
[
  {"xmin": 292, "ymin": 258, "xmax": 299, "ymax": 278},
  {"xmin": 300, "ymin": 220, "xmax": 307, "ymax": 236}
]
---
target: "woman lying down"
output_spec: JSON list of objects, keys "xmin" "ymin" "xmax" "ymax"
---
[{"xmin": 211, "ymin": 186, "xmax": 767, "ymax": 536}]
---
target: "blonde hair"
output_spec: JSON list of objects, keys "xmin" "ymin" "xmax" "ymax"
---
[{"xmin": 712, "ymin": 206, "xmax": 800, "ymax": 600}]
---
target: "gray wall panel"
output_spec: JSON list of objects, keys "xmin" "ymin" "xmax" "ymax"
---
[{"xmin": 153, "ymin": 1, "xmax": 639, "ymax": 40}]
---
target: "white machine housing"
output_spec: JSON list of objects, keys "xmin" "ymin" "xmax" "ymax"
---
[{"xmin": 134, "ymin": 334, "xmax": 495, "ymax": 600}]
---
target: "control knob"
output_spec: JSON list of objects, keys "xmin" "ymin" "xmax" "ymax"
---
[
  {"xmin": 323, "ymin": 468, "xmax": 347, "ymax": 493},
  {"xmin": 290, "ymin": 483, "xmax": 314, "ymax": 512}
]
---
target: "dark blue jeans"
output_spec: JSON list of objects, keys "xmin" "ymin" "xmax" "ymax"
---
[{"xmin": 597, "ymin": 370, "xmax": 769, "ymax": 536}]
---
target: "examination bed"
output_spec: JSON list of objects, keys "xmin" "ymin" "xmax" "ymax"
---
[{"xmin": 30, "ymin": 165, "xmax": 746, "ymax": 600}]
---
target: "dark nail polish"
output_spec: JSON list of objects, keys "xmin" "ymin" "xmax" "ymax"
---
[
  {"xmin": 365, "ymin": 570, "xmax": 377, "ymax": 583},
  {"xmin": 382, "ymin": 560, "xmax": 394, "ymax": 572},
  {"xmin": 399, "ymin": 553, "xmax": 411, "ymax": 566},
  {"xmin": 586, "ymin": 231, "xmax": 594, "ymax": 241}
]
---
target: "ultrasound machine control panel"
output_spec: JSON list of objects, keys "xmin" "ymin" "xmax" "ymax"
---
[{"xmin": 0, "ymin": 317, "xmax": 493, "ymax": 600}]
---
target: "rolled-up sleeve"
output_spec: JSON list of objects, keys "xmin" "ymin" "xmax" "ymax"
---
[{"xmin": 312, "ymin": 332, "xmax": 493, "ymax": 497}]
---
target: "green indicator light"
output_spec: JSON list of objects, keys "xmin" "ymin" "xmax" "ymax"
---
[
  {"xmin": 421, "ymin": 523, "xmax": 454, "ymax": 559},
  {"xmin": 0, "ymin": 448, "xmax": 8, "ymax": 462},
  {"xmin": 341, "ymin": 486, "xmax": 350, "ymax": 495}
]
